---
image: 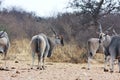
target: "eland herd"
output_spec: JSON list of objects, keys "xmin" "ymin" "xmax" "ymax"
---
[
  {"xmin": 0, "ymin": 23, "xmax": 120, "ymax": 73},
  {"xmin": 87, "ymin": 22, "xmax": 120, "ymax": 73}
]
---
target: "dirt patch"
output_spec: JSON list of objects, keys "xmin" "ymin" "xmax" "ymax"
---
[{"xmin": 0, "ymin": 60, "xmax": 120, "ymax": 80}]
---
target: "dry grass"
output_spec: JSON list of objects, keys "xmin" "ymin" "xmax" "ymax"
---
[
  {"xmin": 7, "ymin": 39, "xmax": 31, "ymax": 61},
  {"xmin": 48, "ymin": 44, "xmax": 87, "ymax": 63},
  {"xmin": 93, "ymin": 53, "xmax": 104, "ymax": 63},
  {"xmin": 5, "ymin": 39, "xmax": 104, "ymax": 64}
]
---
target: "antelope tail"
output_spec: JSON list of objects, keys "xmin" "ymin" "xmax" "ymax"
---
[{"xmin": 35, "ymin": 37, "xmax": 41, "ymax": 53}]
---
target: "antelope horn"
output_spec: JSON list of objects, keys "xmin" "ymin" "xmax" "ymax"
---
[
  {"xmin": 98, "ymin": 22, "xmax": 102, "ymax": 33},
  {"xmin": 113, "ymin": 29, "xmax": 118, "ymax": 35},
  {"xmin": 0, "ymin": 31, "xmax": 4, "ymax": 37},
  {"xmin": 104, "ymin": 25, "xmax": 113, "ymax": 33},
  {"xmin": 50, "ymin": 26, "xmax": 57, "ymax": 35}
]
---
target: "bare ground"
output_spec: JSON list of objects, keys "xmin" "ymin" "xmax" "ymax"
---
[{"xmin": 0, "ymin": 60, "xmax": 120, "ymax": 80}]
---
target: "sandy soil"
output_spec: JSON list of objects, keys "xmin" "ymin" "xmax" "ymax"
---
[{"xmin": 0, "ymin": 60, "xmax": 120, "ymax": 80}]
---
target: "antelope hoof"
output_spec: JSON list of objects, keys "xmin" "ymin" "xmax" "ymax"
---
[
  {"xmin": 119, "ymin": 71, "xmax": 120, "ymax": 73},
  {"xmin": 104, "ymin": 68, "xmax": 109, "ymax": 72},
  {"xmin": 110, "ymin": 70, "xmax": 113, "ymax": 73},
  {"xmin": 37, "ymin": 67, "xmax": 40, "ymax": 69},
  {"xmin": 42, "ymin": 66, "xmax": 45, "ymax": 70},
  {"xmin": 40, "ymin": 67, "xmax": 43, "ymax": 70},
  {"xmin": 6, "ymin": 67, "xmax": 8, "ymax": 69},
  {"xmin": 87, "ymin": 68, "xmax": 90, "ymax": 70}
]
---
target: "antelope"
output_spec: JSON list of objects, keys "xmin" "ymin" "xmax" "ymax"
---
[
  {"xmin": 87, "ymin": 23, "xmax": 112, "ymax": 70},
  {"xmin": 30, "ymin": 27, "xmax": 64, "ymax": 70},
  {"xmin": 99, "ymin": 28, "xmax": 120, "ymax": 73},
  {"xmin": 0, "ymin": 31, "xmax": 10, "ymax": 68}
]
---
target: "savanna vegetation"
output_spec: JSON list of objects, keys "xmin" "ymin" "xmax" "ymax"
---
[{"xmin": 0, "ymin": 0, "xmax": 120, "ymax": 63}]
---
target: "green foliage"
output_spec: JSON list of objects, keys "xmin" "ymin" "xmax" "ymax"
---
[{"xmin": 0, "ymin": 24, "xmax": 7, "ymax": 31}]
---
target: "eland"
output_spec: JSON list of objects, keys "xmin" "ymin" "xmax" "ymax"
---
[
  {"xmin": 99, "ymin": 29, "xmax": 120, "ymax": 73},
  {"xmin": 107, "ymin": 36, "xmax": 120, "ymax": 73},
  {"xmin": 30, "ymin": 27, "xmax": 64, "ymax": 70},
  {"xmin": 87, "ymin": 37, "xmax": 103, "ymax": 69},
  {"xmin": 0, "ymin": 31, "xmax": 10, "ymax": 68},
  {"xmin": 87, "ymin": 23, "xmax": 112, "ymax": 70}
]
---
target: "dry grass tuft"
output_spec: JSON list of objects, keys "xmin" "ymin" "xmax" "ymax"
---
[
  {"xmin": 7, "ymin": 39, "xmax": 31, "ymax": 61},
  {"xmin": 5, "ymin": 39, "xmax": 98, "ymax": 63},
  {"xmin": 48, "ymin": 44, "xmax": 87, "ymax": 63}
]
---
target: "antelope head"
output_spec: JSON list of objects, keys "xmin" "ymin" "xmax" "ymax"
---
[
  {"xmin": 98, "ymin": 22, "xmax": 113, "ymax": 43},
  {"xmin": 50, "ymin": 26, "xmax": 64, "ymax": 46}
]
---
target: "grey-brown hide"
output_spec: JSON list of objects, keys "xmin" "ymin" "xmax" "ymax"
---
[
  {"xmin": 0, "ymin": 31, "xmax": 10, "ymax": 58},
  {"xmin": 87, "ymin": 23, "xmax": 104, "ymax": 70},
  {"xmin": 87, "ymin": 37, "xmax": 104, "ymax": 69},
  {"xmin": 108, "ymin": 36, "xmax": 120, "ymax": 73},
  {"xmin": 0, "ymin": 31, "xmax": 10, "ymax": 69},
  {"xmin": 100, "ymin": 29, "xmax": 120, "ymax": 73},
  {"xmin": 98, "ymin": 25, "xmax": 118, "ymax": 72},
  {"xmin": 87, "ymin": 22, "xmax": 112, "ymax": 70},
  {"xmin": 30, "ymin": 32, "xmax": 64, "ymax": 70}
]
